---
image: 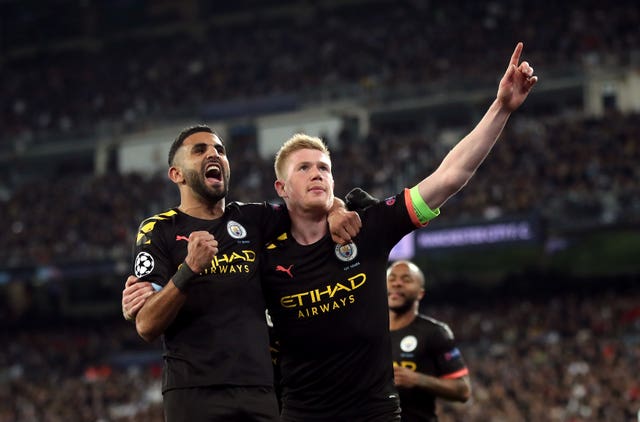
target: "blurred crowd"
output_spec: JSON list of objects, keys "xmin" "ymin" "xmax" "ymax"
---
[
  {"xmin": 0, "ymin": 109, "xmax": 638, "ymax": 268},
  {"xmin": 436, "ymin": 277, "xmax": 640, "ymax": 421},
  {"xmin": 336, "ymin": 110, "xmax": 640, "ymax": 227},
  {"xmin": 1, "ymin": 0, "xmax": 639, "ymax": 267},
  {"xmin": 0, "ymin": 172, "xmax": 173, "ymax": 267},
  {"xmin": 0, "ymin": 321, "xmax": 163, "ymax": 422},
  {"xmin": 1, "ymin": 0, "xmax": 639, "ymax": 149},
  {"xmin": 1, "ymin": 2, "xmax": 639, "ymax": 419},
  {"xmin": 1, "ymin": 278, "xmax": 638, "ymax": 421}
]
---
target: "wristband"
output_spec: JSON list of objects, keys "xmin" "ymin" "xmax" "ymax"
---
[
  {"xmin": 410, "ymin": 185, "xmax": 440, "ymax": 224},
  {"xmin": 172, "ymin": 262, "xmax": 198, "ymax": 292}
]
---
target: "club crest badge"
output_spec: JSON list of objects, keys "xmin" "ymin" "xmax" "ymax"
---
[
  {"xmin": 335, "ymin": 242, "xmax": 358, "ymax": 262},
  {"xmin": 400, "ymin": 335, "xmax": 418, "ymax": 352},
  {"xmin": 227, "ymin": 220, "xmax": 247, "ymax": 239},
  {"xmin": 134, "ymin": 252, "xmax": 155, "ymax": 277}
]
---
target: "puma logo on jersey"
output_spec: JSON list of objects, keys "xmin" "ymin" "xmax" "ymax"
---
[
  {"xmin": 275, "ymin": 264, "xmax": 294, "ymax": 278},
  {"xmin": 176, "ymin": 235, "xmax": 189, "ymax": 242}
]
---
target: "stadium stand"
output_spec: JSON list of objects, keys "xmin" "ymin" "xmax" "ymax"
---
[{"xmin": 1, "ymin": 0, "xmax": 639, "ymax": 420}]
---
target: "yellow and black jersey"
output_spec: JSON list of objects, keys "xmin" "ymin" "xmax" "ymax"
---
[
  {"xmin": 132, "ymin": 201, "xmax": 289, "ymax": 393},
  {"xmin": 391, "ymin": 314, "xmax": 469, "ymax": 422},
  {"xmin": 261, "ymin": 189, "xmax": 425, "ymax": 421}
]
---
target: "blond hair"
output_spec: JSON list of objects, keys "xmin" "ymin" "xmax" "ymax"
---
[{"xmin": 274, "ymin": 133, "xmax": 331, "ymax": 180}]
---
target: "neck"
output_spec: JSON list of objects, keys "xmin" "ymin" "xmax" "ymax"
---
[
  {"xmin": 178, "ymin": 196, "xmax": 225, "ymax": 220},
  {"xmin": 287, "ymin": 205, "xmax": 329, "ymax": 245},
  {"xmin": 389, "ymin": 307, "xmax": 418, "ymax": 331}
]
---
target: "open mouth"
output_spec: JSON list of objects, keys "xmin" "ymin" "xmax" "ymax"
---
[{"xmin": 205, "ymin": 164, "xmax": 222, "ymax": 183}]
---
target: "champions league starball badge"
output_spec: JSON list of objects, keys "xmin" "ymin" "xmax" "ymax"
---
[
  {"xmin": 227, "ymin": 220, "xmax": 247, "ymax": 239},
  {"xmin": 134, "ymin": 252, "xmax": 155, "ymax": 277},
  {"xmin": 400, "ymin": 335, "xmax": 418, "ymax": 352},
  {"xmin": 335, "ymin": 242, "xmax": 358, "ymax": 262}
]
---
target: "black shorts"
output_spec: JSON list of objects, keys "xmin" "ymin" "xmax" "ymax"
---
[
  {"xmin": 163, "ymin": 386, "xmax": 280, "ymax": 422},
  {"xmin": 281, "ymin": 410, "xmax": 401, "ymax": 422},
  {"xmin": 281, "ymin": 398, "xmax": 401, "ymax": 422}
]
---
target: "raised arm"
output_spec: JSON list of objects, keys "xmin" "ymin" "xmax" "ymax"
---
[
  {"xmin": 416, "ymin": 42, "xmax": 538, "ymax": 210},
  {"xmin": 136, "ymin": 230, "xmax": 218, "ymax": 342}
]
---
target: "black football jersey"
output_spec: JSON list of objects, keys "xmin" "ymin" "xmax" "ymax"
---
[
  {"xmin": 132, "ymin": 202, "xmax": 288, "ymax": 393},
  {"xmin": 261, "ymin": 190, "xmax": 425, "ymax": 421},
  {"xmin": 391, "ymin": 314, "xmax": 469, "ymax": 421}
]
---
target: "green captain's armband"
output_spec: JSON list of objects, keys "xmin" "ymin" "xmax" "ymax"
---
[{"xmin": 410, "ymin": 185, "xmax": 440, "ymax": 224}]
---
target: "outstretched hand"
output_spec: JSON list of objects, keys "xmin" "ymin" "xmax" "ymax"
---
[{"xmin": 497, "ymin": 42, "xmax": 538, "ymax": 112}]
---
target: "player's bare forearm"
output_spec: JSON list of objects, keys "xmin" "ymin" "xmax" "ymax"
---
[
  {"xmin": 415, "ymin": 372, "xmax": 471, "ymax": 403},
  {"xmin": 413, "ymin": 42, "xmax": 537, "ymax": 210},
  {"xmin": 394, "ymin": 366, "xmax": 470, "ymax": 402},
  {"xmin": 419, "ymin": 100, "xmax": 511, "ymax": 209},
  {"xmin": 122, "ymin": 276, "xmax": 155, "ymax": 322},
  {"xmin": 136, "ymin": 283, "xmax": 186, "ymax": 342}
]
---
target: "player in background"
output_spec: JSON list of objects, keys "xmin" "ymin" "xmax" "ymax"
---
[{"xmin": 388, "ymin": 260, "xmax": 470, "ymax": 422}]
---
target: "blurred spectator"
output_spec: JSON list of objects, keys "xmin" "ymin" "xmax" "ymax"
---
[
  {"xmin": 1, "ymin": 2, "xmax": 639, "ymax": 418},
  {"xmin": 1, "ymin": 0, "xmax": 639, "ymax": 148},
  {"xmin": 1, "ymin": 110, "xmax": 638, "ymax": 267}
]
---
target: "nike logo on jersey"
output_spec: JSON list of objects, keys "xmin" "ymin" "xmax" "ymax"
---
[
  {"xmin": 176, "ymin": 235, "xmax": 189, "ymax": 242},
  {"xmin": 275, "ymin": 264, "xmax": 294, "ymax": 278}
]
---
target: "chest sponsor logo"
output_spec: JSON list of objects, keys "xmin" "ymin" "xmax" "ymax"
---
[
  {"xmin": 227, "ymin": 220, "xmax": 247, "ymax": 239},
  {"xmin": 280, "ymin": 273, "xmax": 366, "ymax": 319},
  {"xmin": 385, "ymin": 196, "xmax": 396, "ymax": 206},
  {"xmin": 334, "ymin": 242, "xmax": 358, "ymax": 262},
  {"xmin": 400, "ymin": 335, "xmax": 418, "ymax": 352},
  {"xmin": 200, "ymin": 250, "xmax": 257, "ymax": 275},
  {"xmin": 134, "ymin": 252, "xmax": 155, "ymax": 278}
]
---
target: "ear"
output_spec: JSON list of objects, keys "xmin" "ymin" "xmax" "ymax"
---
[
  {"xmin": 274, "ymin": 179, "xmax": 287, "ymax": 199},
  {"xmin": 417, "ymin": 288, "xmax": 425, "ymax": 301},
  {"xmin": 168, "ymin": 166, "xmax": 184, "ymax": 184}
]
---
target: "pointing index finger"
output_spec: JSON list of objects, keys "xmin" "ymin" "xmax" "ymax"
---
[{"xmin": 510, "ymin": 42, "xmax": 523, "ymax": 67}]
